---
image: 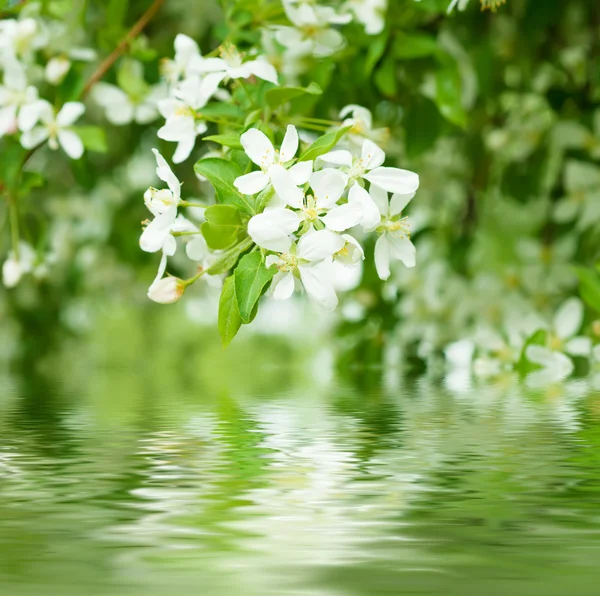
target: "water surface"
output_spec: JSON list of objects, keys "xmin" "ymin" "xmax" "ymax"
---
[{"xmin": 1, "ymin": 356, "xmax": 600, "ymax": 595}]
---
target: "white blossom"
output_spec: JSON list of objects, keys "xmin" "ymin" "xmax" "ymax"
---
[{"xmin": 20, "ymin": 100, "xmax": 85, "ymax": 158}]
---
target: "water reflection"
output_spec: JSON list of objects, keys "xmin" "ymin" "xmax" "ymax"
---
[{"xmin": 1, "ymin": 343, "xmax": 600, "ymax": 595}]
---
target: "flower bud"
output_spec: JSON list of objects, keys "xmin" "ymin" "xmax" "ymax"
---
[
  {"xmin": 148, "ymin": 277, "xmax": 185, "ymax": 304},
  {"xmin": 45, "ymin": 57, "xmax": 71, "ymax": 85}
]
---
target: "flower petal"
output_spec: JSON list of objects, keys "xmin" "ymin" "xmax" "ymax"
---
[
  {"xmin": 299, "ymin": 262, "xmax": 338, "ymax": 310},
  {"xmin": 317, "ymin": 149, "xmax": 353, "ymax": 167},
  {"xmin": 554, "ymin": 297, "xmax": 583, "ymax": 339},
  {"xmin": 272, "ymin": 271, "xmax": 295, "ymax": 301},
  {"xmin": 388, "ymin": 236, "xmax": 416, "ymax": 268},
  {"xmin": 310, "ymin": 168, "xmax": 346, "ymax": 208},
  {"xmin": 240, "ymin": 128, "xmax": 275, "ymax": 168},
  {"xmin": 390, "ymin": 191, "xmax": 415, "ymax": 216},
  {"xmin": 361, "ymin": 139, "xmax": 385, "ymax": 170},
  {"xmin": 289, "ymin": 160, "xmax": 313, "ymax": 185},
  {"xmin": 322, "ymin": 202, "xmax": 363, "ymax": 232},
  {"xmin": 364, "ymin": 167, "xmax": 420, "ymax": 195},
  {"xmin": 269, "ymin": 164, "xmax": 305, "ymax": 208},
  {"xmin": 297, "ymin": 229, "xmax": 345, "ymax": 261},
  {"xmin": 348, "ymin": 183, "xmax": 380, "ymax": 230},
  {"xmin": 57, "ymin": 129, "xmax": 84, "ymax": 159},
  {"xmin": 247, "ymin": 210, "xmax": 300, "ymax": 252},
  {"xmin": 279, "ymin": 125, "xmax": 298, "ymax": 163},
  {"xmin": 151, "ymin": 148, "xmax": 180, "ymax": 198},
  {"xmin": 234, "ymin": 171, "xmax": 270, "ymax": 195},
  {"xmin": 374, "ymin": 234, "xmax": 390, "ymax": 280},
  {"xmin": 56, "ymin": 101, "xmax": 85, "ymax": 126}
]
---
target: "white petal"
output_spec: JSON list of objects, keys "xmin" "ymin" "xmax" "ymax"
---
[
  {"xmin": 374, "ymin": 235, "xmax": 390, "ymax": 280},
  {"xmin": 151, "ymin": 148, "xmax": 180, "ymax": 199},
  {"xmin": 247, "ymin": 210, "xmax": 300, "ymax": 252},
  {"xmin": 368, "ymin": 183, "xmax": 389, "ymax": 217},
  {"xmin": 310, "ymin": 168, "xmax": 346, "ymax": 208},
  {"xmin": 269, "ymin": 164, "xmax": 305, "ymax": 208},
  {"xmin": 361, "ymin": 139, "xmax": 385, "ymax": 170},
  {"xmin": 565, "ymin": 336, "xmax": 591, "ymax": 356},
  {"xmin": 172, "ymin": 137, "xmax": 196, "ymax": 164},
  {"xmin": 279, "ymin": 125, "xmax": 298, "ymax": 163},
  {"xmin": 234, "ymin": 171, "xmax": 269, "ymax": 195},
  {"xmin": 322, "ymin": 202, "xmax": 363, "ymax": 232},
  {"xmin": 186, "ymin": 236, "xmax": 208, "ymax": 261},
  {"xmin": 56, "ymin": 101, "xmax": 85, "ymax": 126},
  {"xmin": 57, "ymin": 129, "xmax": 84, "ymax": 159},
  {"xmin": 19, "ymin": 126, "xmax": 49, "ymax": 149},
  {"xmin": 244, "ymin": 57, "xmax": 278, "ymax": 84},
  {"xmin": 390, "ymin": 192, "xmax": 415, "ymax": 216},
  {"xmin": 174, "ymin": 34, "xmax": 199, "ymax": 63},
  {"xmin": 349, "ymin": 183, "xmax": 380, "ymax": 230},
  {"xmin": 526, "ymin": 345, "xmax": 558, "ymax": 368},
  {"xmin": 0, "ymin": 105, "xmax": 17, "ymax": 135},
  {"xmin": 364, "ymin": 167, "xmax": 420, "ymax": 195},
  {"xmin": 299, "ymin": 262, "xmax": 338, "ymax": 310},
  {"xmin": 272, "ymin": 271, "xmax": 295, "ymax": 301},
  {"xmin": 140, "ymin": 210, "xmax": 176, "ymax": 253},
  {"xmin": 17, "ymin": 102, "xmax": 41, "ymax": 131},
  {"xmin": 297, "ymin": 229, "xmax": 345, "ymax": 261},
  {"xmin": 553, "ymin": 297, "xmax": 583, "ymax": 339},
  {"xmin": 318, "ymin": 149, "xmax": 353, "ymax": 167},
  {"xmin": 240, "ymin": 128, "xmax": 275, "ymax": 168},
  {"xmin": 388, "ymin": 236, "xmax": 416, "ymax": 268},
  {"xmin": 289, "ymin": 160, "xmax": 313, "ymax": 185}
]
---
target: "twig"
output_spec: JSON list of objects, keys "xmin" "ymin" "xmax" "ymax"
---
[{"xmin": 80, "ymin": 0, "xmax": 165, "ymax": 99}]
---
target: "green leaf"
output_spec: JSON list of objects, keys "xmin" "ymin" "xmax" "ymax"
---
[
  {"xmin": 207, "ymin": 237, "xmax": 254, "ymax": 275},
  {"xmin": 265, "ymin": 82, "xmax": 322, "ymax": 109},
  {"xmin": 299, "ymin": 125, "xmax": 353, "ymax": 162},
  {"xmin": 393, "ymin": 33, "xmax": 439, "ymax": 59},
  {"xmin": 201, "ymin": 204, "xmax": 245, "ymax": 250},
  {"xmin": 434, "ymin": 65, "xmax": 466, "ymax": 128},
  {"xmin": 234, "ymin": 252, "xmax": 276, "ymax": 323},
  {"xmin": 202, "ymin": 134, "xmax": 243, "ymax": 150},
  {"xmin": 218, "ymin": 275, "xmax": 242, "ymax": 348},
  {"xmin": 574, "ymin": 266, "xmax": 600, "ymax": 312},
  {"xmin": 194, "ymin": 157, "xmax": 254, "ymax": 214},
  {"xmin": 75, "ymin": 126, "xmax": 108, "ymax": 153}
]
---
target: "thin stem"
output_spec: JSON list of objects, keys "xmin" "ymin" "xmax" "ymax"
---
[
  {"xmin": 81, "ymin": 0, "xmax": 165, "ymax": 99},
  {"xmin": 180, "ymin": 201, "xmax": 210, "ymax": 209},
  {"xmin": 171, "ymin": 230, "xmax": 202, "ymax": 237},
  {"xmin": 8, "ymin": 193, "xmax": 20, "ymax": 260}
]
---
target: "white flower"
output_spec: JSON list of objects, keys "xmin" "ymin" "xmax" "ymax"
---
[
  {"xmin": 0, "ymin": 18, "xmax": 43, "ymax": 62},
  {"xmin": 247, "ymin": 169, "xmax": 364, "ymax": 251},
  {"xmin": 319, "ymin": 138, "xmax": 420, "ymax": 195},
  {"xmin": 367, "ymin": 185, "xmax": 416, "ymax": 280},
  {"xmin": 148, "ymin": 276, "xmax": 185, "ymax": 304},
  {"xmin": 92, "ymin": 82, "xmax": 164, "ymax": 126},
  {"xmin": 161, "ymin": 34, "xmax": 202, "ymax": 85},
  {"xmin": 45, "ymin": 56, "xmax": 71, "ymax": 85},
  {"xmin": 0, "ymin": 60, "xmax": 39, "ymax": 137},
  {"xmin": 234, "ymin": 125, "xmax": 312, "ymax": 196},
  {"xmin": 525, "ymin": 297, "xmax": 591, "ymax": 383},
  {"xmin": 20, "ymin": 100, "xmax": 85, "ymax": 159},
  {"xmin": 193, "ymin": 44, "xmax": 278, "ymax": 85},
  {"xmin": 345, "ymin": 0, "xmax": 386, "ymax": 35},
  {"xmin": 140, "ymin": 148, "xmax": 182, "ymax": 255},
  {"xmin": 266, "ymin": 230, "xmax": 344, "ymax": 310},
  {"xmin": 275, "ymin": 2, "xmax": 347, "ymax": 57},
  {"xmin": 155, "ymin": 74, "xmax": 221, "ymax": 163},
  {"xmin": 2, "ymin": 242, "xmax": 36, "ymax": 288},
  {"xmin": 339, "ymin": 104, "xmax": 389, "ymax": 147}
]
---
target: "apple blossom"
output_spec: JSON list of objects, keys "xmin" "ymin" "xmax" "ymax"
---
[{"xmin": 20, "ymin": 100, "xmax": 85, "ymax": 158}]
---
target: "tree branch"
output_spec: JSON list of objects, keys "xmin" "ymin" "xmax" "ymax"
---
[{"xmin": 80, "ymin": 0, "xmax": 165, "ymax": 99}]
